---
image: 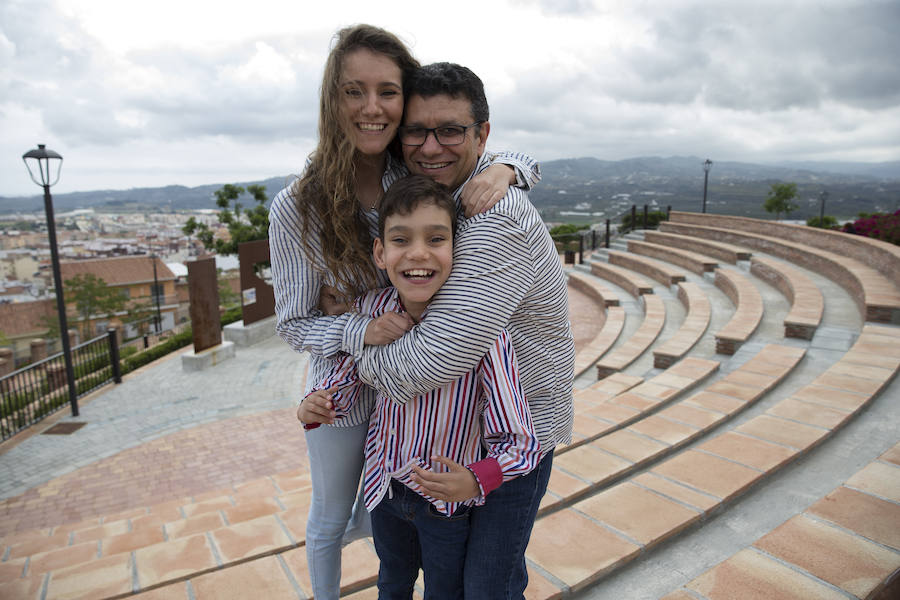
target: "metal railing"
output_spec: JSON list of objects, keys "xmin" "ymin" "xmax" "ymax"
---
[
  {"xmin": 0, "ymin": 329, "xmax": 122, "ymax": 441},
  {"xmin": 553, "ymin": 204, "xmax": 672, "ymax": 265}
]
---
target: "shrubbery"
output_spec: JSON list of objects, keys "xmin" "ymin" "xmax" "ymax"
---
[
  {"xmin": 620, "ymin": 210, "xmax": 668, "ymax": 234},
  {"xmin": 841, "ymin": 210, "xmax": 900, "ymax": 246}
]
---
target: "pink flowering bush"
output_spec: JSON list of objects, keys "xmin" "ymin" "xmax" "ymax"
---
[{"xmin": 842, "ymin": 210, "xmax": 900, "ymax": 246}]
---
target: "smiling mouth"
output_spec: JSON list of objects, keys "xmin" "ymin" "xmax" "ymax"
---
[
  {"xmin": 403, "ymin": 269, "xmax": 435, "ymax": 280},
  {"xmin": 418, "ymin": 161, "xmax": 451, "ymax": 170},
  {"xmin": 358, "ymin": 123, "xmax": 387, "ymax": 132}
]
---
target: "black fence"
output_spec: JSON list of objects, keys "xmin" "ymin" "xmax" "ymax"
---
[
  {"xmin": 553, "ymin": 204, "xmax": 672, "ymax": 265},
  {"xmin": 0, "ymin": 329, "xmax": 122, "ymax": 442}
]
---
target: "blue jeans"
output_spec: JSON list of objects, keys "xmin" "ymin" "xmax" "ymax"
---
[
  {"xmin": 371, "ymin": 480, "xmax": 470, "ymax": 600},
  {"xmin": 304, "ymin": 422, "xmax": 370, "ymax": 600},
  {"xmin": 463, "ymin": 451, "xmax": 554, "ymax": 599}
]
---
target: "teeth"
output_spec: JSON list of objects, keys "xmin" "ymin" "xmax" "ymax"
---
[
  {"xmin": 358, "ymin": 123, "xmax": 386, "ymax": 131},
  {"xmin": 421, "ymin": 162, "xmax": 450, "ymax": 169},
  {"xmin": 404, "ymin": 269, "xmax": 433, "ymax": 278}
]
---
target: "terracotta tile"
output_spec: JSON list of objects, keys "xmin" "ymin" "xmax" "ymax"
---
[
  {"xmin": 52, "ymin": 518, "xmax": 102, "ymax": 536},
  {"xmin": 687, "ymin": 548, "xmax": 847, "ymax": 600},
  {"xmin": 652, "ymin": 450, "xmax": 762, "ymax": 501},
  {"xmin": 278, "ymin": 488, "xmax": 312, "ymax": 510},
  {"xmin": 814, "ymin": 372, "xmax": 885, "ymax": 397},
  {"xmin": 698, "ymin": 432, "xmax": 796, "ymax": 471},
  {"xmin": 766, "ymin": 397, "xmax": 851, "ymax": 430},
  {"xmin": 0, "ymin": 557, "xmax": 27, "ymax": 582},
  {"xmin": 583, "ymin": 402, "xmax": 639, "ymax": 425},
  {"xmin": 840, "ymin": 349, "xmax": 900, "ymax": 371},
  {"xmin": 571, "ymin": 413, "xmax": 615, "ymax": 440},
  {"xmin": 657, "ymin": 591, "xmax": 696, "ymax": 600},
  {"xmin": 6, "ymin": 531, "xmax": 72, "ymax": 560},
  {"xmin": 281, "ymin": 539, "xmax": 378, "ymax": 597},
  {"xmin": 209, "ymin": 515, "xmax": 293, "ymax": 563},
  {"xmin": 574, "ymin": 388, "xmax": 615, "ymax": 405},
  {"xmin": 701, "ymin": 380, "xmax": 761, "ymax": 402},
  {"xmin": 181, "ymin": 497, "xmax": 233, "ymax": 518},
  {"xmin": 103, "ymin": 526, "xmax": 166, "ymax": 557},
  {"xmin": 621, "ymin": 384, "xmax": 673, "ymax": 402},
  {"xmin": 192, "ymin": 488, "xmax": 234, "ymax": 503},
  {"xmin": 132, "ymin": 580, "xmax": 190, "ymax": 598},
  {"xmin": 278, "ymin": 505, "xmax": 312, "ymax": 545},
  {"xmin": 720, "ymin": 369, "xmax": 773, "ymax": 391},
  {"xmin": 44, "ymin": 553, "xmax": 132, "ymax": 600},
  {"xmin": 526, "ymin": 509, "xmax": 639, "ymax": 592},
  {"xmin": 130, "ymin": 514, "xmax": 169, "ymax": 533},
  {"xmin": 222, "ymin": 497, "xmax": 281, "ymax": 525},
  {"xmin": 524, "ymin": 565, "xmax": 564, "ymax": 600},
  {"xmin": 343, "ymin": 587, "xmax": 378, "ymax": 600},
  {"xmin": 808, "ymin": 487, "xmax": 900, "ymax": 549},
  {"xmin": 644, "ymin": 372, "xmax": 696, "ymax": 391},
  {"xmin": 147, "ymin": 499, "xmax": 187, "ymax": 522},
  {"xmin": 576, "ymin": 482, "xmax": 700, "ymax": 546},
  {"xmin": 631, "ymin": 472, "xmax": 719, "ymax": 513},
  {"xmin": 71, "ymin": 520, "xmax": 131, "ymax": 545},
  {"xmin": 592, "ymin": 372, "xmax": 644, "ymax": 395},
  {"xmin": 134, "ymin": 534, "xmax": 218, "ymax": 588},
  {"xmin": 844, "ymin": 461, "xmax": 900, "ymax": 502},
  {"xmin": 592, "ymin": 430, "xmax": 668, "ymax": 463},
  {"xmin": 657, "ymin": 404, "xmax": 723, "ymax": 430},
  {"xmin": 0, "ymin": 575, "xmax": 44, "ymax": 600},
  {"xmin": 683, "ymin": 391, "xmax": 744, "ymax": 414},
  {"xmin": 0, "ymin": 528, "xmax": 53, "ymax": 549},
  {"xmin": 754, "ymin": 514, "xmax": 900, "ymax": 599},
  {"xmin": 790, "ymin": 384, "xmax": 868, "ymax": 412},
  {"xmin": 232, "ymin": 478, "xmax": 280, "ymax": 499},
  {"xmin": 27, "ymin": 541, "xmax": 98, "ymax": 575},
  {"xmin": 103, "ymin": 507, "xmax": 148, "ymax": 523},
  {"xmin": 881, "ymin": 442, "xmax": 900, "ymax": 467},
  {"xmin": 545, "ymin": 467, "xmax": 591, "ymax": 505},
  {"xmin": 552, "ymin": 444, "xmax": 632, "ymax": 485},
  {"xmin": 165, "ymin": 512, "xmax": 225, "ymax": 540},
  {"xmin": 827, "ymin": 360, "xmax": 895, "ymax": 382},
  {"xmin": 735, "ymin": 415, "xmax": 827, "ymax": 450},
  {"xmin": 190, "ymin": 555, "xmax": 299, "ymax": 599},
  {"xmin": 628, "ymin": 415, "xmax": 697, "ymax": 446},
  {"xmin": 272, "ymin": 472, "xmax": 312, "ymax": 494}
]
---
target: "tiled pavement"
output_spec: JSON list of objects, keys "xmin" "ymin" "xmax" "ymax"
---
[{"xmin": 2, "ymin": 237, "xmax": 900, "ymax": 599}]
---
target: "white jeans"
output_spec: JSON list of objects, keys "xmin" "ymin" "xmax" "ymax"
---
[{"xmin": 304, "ymin": 422, "xmax": 370, "ymax": 600}]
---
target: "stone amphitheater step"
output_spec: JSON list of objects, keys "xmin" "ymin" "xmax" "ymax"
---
[
  {"xmin": 627, "ymin": 239, "xmax": 719, "ymax": 275},
  {"xmin": 660, "ymin": 440, "xmax": 900, "ymax": 600},
  {"xmin": 712, "ymin": 267, "xmax": 764, "ymax": 355},
  {"xmin": 750, "ymin": 254, "xmax": 825, "ymax": 340},
  {"xmin": 653, "ymin": 281, "xmax": 712, "ymax": 369},
  {"xmin": 595, "ymin": 294, "xmax": 666, "ymax": 379},
  {"xmin": 643, "ymin": 229, "xmax": 752, "ymax": 264},
  {"xmin": 608, "ymin": 250, "xmax": 686, "ymax": 287}
]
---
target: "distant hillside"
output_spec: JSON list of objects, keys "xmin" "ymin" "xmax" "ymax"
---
[{"xmin": 1, "ymin": 156, "xmax": 898, "ymax": 221}]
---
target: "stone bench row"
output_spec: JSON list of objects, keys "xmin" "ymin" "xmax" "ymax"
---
[
  {"xmin": 567, "ymin": 271, "xmax": 624, "ymax": 377},
  {"xmin": 595, "ymin": 294, "xmax": 666, "ymax": 379},
  {"xmin": 661, "ymin": 440, "xmax": 900, "ymax": 600},
  {"xmin": 643, "ymin": 230, "xmax": 751, "ymax": 264},
  {"xmin": 713, "ymin": 267, "xmax": 764, "ymax": 355},
  {"xmin": 750, "ymin": 255, "xmax": 824, "ymax": 340}
]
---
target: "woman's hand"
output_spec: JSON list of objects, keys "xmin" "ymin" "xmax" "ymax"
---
[
  {"xmin": 459, "ymin": 164, "xmax": 516, "ymax": 218},
  {"xmin": 411, "ymin": 457, "xmax": 480, "ymax": 502},
  {"xmin": 363, "ymin": 312, "xmax": 414, "ymax": 346},
  {"xmin": 319, "ymin": 285, "xmax": 350, "ymax": 315},
  {"xmin": 297, "ymin": 386, "xmax": 337, "ymax": 425}
]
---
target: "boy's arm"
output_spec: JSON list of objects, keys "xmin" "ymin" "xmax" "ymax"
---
[
  {"xmin": 299, "ymin": 353, "xmax": 363, "ymax": 430},
  {"xmin": 467, "ymin": 330, "xmax": 541, "ymax": 497}
]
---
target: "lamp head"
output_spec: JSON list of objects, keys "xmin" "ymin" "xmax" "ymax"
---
[
  {"xmin": 702, "ymin": 158, "xmax": 713, "ymax": 173},
  {"xmin": 22, "ymin": 144, "xmax": 63, "ymax": 187}
]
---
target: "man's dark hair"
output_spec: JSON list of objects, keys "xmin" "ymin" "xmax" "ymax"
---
[
  {"xmin": 377, "ymin": 175, "xmax": 458, "ymax": 239},
  {"xmin": 404, "ymin": 62, "xmax": 489, "ymax": 124}
]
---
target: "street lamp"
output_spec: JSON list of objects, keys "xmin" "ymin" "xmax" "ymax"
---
[
  {"xmin": 701, "ymin": 158, "xmax": 713, "ymax": 214},
  {"xmin": 150, "ymin": 250, "xmax": 162, "ymax": 333},
  {"xmin": 819, "ymin": 190, "xmax": 828, "ymax": 223},
  {"xmin": 22, "ymin": 144, "xmax": 79, "ymax": 416}
]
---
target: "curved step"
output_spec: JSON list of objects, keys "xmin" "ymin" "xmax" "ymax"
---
[
  {"xmin": 608, "ymin": 250, "xmax": 686, "ymax": 287},
  {"xmin": 595, "ymin": 294, "xmax": 666, "ymax": 379},
  {"xmin": 750, "ymin": 255, "xmax": 824, "ymax": 339},
  {"xmin": 627, "ymin": 239, "xmax": 718, "ymax": 275},
  {"xmin": 653, "ymin": 281, "xmax": 712, "ymax": 368},
  {"xmin": 713, "ymin": 267, "xmax": 764, "ymax": 355},
  {"xmin": 643, "ymin": 230, "xmax": 751, "ymax": 263}
]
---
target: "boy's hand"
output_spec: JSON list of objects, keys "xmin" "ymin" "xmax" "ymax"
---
[
  {"xmin": 364, "ymin": 312, "xmax": 414, "ymax": 346},
  {"xmin": 411, "ymin": 456, "xmax": 480, "ymax": 502},
  {"xmin": 319, "ymin": 285, "xmax": 350, "ymax": 315},
  {"xmin": 297, "ymin": 386, "xmax": 337, "ymax": 425},
  {"xmin": 459, "ymin": 164, "xmax": 514, "ymax": 218}
]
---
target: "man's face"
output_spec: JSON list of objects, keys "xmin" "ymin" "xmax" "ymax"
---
[{"xmin": 401, "ymin": 94, "xmax": 489, "ymax": 191}]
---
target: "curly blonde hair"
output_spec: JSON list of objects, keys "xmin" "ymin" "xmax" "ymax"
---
[{"xmin": 291, "ymin": 24, "xmax": 419, "ymax": 302}]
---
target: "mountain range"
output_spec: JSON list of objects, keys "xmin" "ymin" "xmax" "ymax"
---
[{"xmin": 2, "ymin": 156, "xmax": 898, "ymax": 222}]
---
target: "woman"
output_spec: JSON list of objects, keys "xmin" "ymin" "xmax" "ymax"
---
[{"xmin": 269, "ymin": 24, "xmax": 539, "ymax": 599}]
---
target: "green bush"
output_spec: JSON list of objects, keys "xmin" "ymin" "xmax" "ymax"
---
[
  {"xmin": 620, "ymin": 210, "xmax": 668, "ymax": 233},
  {"xmin": 806, "ymin": 215, "xmax": 839, "ymax": 229}
]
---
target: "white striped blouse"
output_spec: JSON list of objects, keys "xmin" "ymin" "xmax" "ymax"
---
[
  {"xmin": 350, "ymin": 153, "xmax": 575, "ymax": 453},
  {"xmin": 270, "ymin": 151, "xmax": 542, "ymax": 427},
  {"xmin": 312, "ymin": 287, "xmax": 541, "ymax": 517}
]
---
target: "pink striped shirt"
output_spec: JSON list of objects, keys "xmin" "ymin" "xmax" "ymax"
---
[{"xmin": 310, "ymin": 287, "xmax": 541, "ymax": 517}]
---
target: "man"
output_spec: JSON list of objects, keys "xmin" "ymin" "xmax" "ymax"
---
[{"xmin": 353, "ymin": 62, "xmax": 575, "ymax": 598}]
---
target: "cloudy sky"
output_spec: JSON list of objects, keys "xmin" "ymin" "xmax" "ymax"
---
[{"xmin": 2, "ymin": 0, "xmax": 898, "ymax": 197}]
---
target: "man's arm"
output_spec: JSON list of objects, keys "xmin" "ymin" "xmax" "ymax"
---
[{"xmin": 355, "ymin": 194, "xmax": 535, "ymax": 402}]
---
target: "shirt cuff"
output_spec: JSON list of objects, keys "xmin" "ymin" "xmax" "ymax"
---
[
  {"xmin": 467, "ymin": 458, "xmax": 503, "ymax": 497},
  {"xmin": 342, "ymin": 312, "xmax": 372, "ymax": 358}
]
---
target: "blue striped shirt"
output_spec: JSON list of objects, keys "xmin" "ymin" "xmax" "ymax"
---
[
  {"xmin": 352, "ymin": 153, "xmax": 575, "ymax": 452},
  {"xmin": 312, "ymin": 287, "xmax": 541, "ymax": 517},
  {"xmin": 270, "ymin": 151, "xmax": 542, "ymax": 427}
]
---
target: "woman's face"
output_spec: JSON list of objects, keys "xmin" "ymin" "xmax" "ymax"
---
[{"xmin": 339, "ymin": 48, "xmax": 404, "ymax": 157}]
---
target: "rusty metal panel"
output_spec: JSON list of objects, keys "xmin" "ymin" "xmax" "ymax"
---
[
  {"xmin": 238, "ymin": 240, "xmax": 275, "ymax": 325},
  {"xmin": 187, "ymin": 258, "xmax": 221, "ymax": 352}
]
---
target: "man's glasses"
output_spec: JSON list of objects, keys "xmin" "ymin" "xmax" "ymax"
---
[{"xmin": 398, "ymin": 122, "xmax": 483, "ymax": 147}]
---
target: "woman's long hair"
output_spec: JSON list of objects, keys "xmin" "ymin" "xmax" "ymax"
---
[{"xmin": 291, "ymin": 24, "xmax": 420, "ymax": 301}]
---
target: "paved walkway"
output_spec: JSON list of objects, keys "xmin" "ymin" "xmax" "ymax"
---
[{"xmin": 0, "ymin": 287, "xmax": 605, "ymax": 539}]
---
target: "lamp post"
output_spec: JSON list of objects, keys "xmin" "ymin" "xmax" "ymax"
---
[
  {"xmin": 150, "ymin": 251, "xmax": 162, "ymax": 333},
  {"xmin": 819, "ymin": 190, "xmax": 828, "ymax": 223},
  {"xmin": 701, "ymin": 158, "xmax": 713, "ymax": 214},
  {"xmin": 22, "ymin": 144, "xmax": 79, "ymax": 416}
]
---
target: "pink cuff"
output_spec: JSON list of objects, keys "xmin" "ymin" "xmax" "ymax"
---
[{"xmin": 467, "ymin": 458, "xmax": 503, "ymax": 496}]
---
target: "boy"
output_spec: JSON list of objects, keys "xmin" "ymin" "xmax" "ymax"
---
[{"xmin": 298, "ymin": 174, "xmax": 540, "ymax": 600}]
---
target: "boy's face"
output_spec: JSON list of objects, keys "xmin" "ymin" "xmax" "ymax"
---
[{"xmin": 373, "ymin": 199, "xmax": 454, "ymax": 318}]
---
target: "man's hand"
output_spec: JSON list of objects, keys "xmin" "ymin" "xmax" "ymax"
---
[
  {"xmin": 459, "ymin": 164, "xmax": 515, "ymax": 218},
  {"xmin": 297, "ymin": 386, "xmax": 337, "ymax": 425},
  {"xmin": 364, "ymin": 312, "xmax": 414, "ymax": 346},
  {"xmin": 319, "ymin": 285, "xmax": 350, "ymax": 315},
  {"xmin": 411, "ymin": 456, "xmax": 480, "ymax": 502}
]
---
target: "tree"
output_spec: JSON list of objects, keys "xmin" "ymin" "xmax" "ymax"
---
[
  {"xmin": 806, "ymin": 215, "xmax": 839, "ymax": 229},
  {"xmin": 217, "ymin": 269, "xmax": 241, "ymax": 308},
  {"xmin": 763, "ymin": 183, "xmax": 799, "ymax": 220},
  {"xmin": 64, "ymin": 274, "xmax": 127, "ymax": 339},
  {"xmin": 182, "ymin": 184, "xmax": 269, "ymax": 256},
  {"xmin": 120, "ymin": 298, "xmax": 158, "ymax": 338}
]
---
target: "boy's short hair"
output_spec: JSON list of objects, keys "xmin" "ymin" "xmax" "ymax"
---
[{"xmin": 377, "ymin": 175, "xmax": 458, "ymax": 239}]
